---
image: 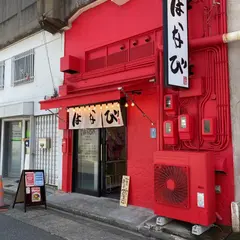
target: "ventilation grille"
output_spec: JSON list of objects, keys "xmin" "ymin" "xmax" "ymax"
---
[
  {"xmin": 154, "ymin": 164, "xmax": 189, "ymax": 208},
  {"xmin": 130, "ymin": 42, "xmax": 154, "ymax": 61},
  {"xmin": 108, "ymin": 50, "xmax": 128, "ymax": 67},
  {"xmin": 86, "ymin": 56, "xmax": 106, "ymax": 71}
]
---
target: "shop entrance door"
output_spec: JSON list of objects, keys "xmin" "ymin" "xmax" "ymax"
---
[
  {"xmin": 73, "ymin": 127, "xmax": 126, "ymax": 199},
  {"xmin": 8, "ymin": 121, "xmax": 22, "ymax": 178},
  {"xmin": 102, "ymin": 127, "xmax": 126, "ymax": 199},
  {"xmin": 73, "ymin": 129, "xmax": 101, "ymax": 196}
]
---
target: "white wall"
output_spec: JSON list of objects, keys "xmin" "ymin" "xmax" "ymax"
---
[
  {"xmin": 228, "ymin": 1, "xmax": 240, "ymax": 201},
  {"xmin": 0, "ymin": 30, "xmax": 64, "ymax": 116},
  {"xmin": 0, "ymin": 31, "xmax": 64, "ymax": 189}
]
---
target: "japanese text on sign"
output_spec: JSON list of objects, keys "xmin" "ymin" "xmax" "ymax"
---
[
  {"xmin": 69, "ymin": 102, "xmax": 124, "ymax": 129},
  {"xmin": 166, "ymin": 0, "xmax": 189, "ymax": 88},
  {"xmin": 120, "ymin": 175, "xmax": 130, "ymax": 207}
]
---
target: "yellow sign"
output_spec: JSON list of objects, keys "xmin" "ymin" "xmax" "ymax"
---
[{"xmin": 120, "ymin": 175, "xmax": 130, "ymax": 207}]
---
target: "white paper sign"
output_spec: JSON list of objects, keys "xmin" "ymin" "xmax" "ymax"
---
[
  {"xmin": 102, "ymin": 103, "xmax": 124, "ymax": 128},
  {"xmin": 166, "ymin": 0, "xmax": 189, "ymax": 88},
  {"xmin": 69, "ymin": 103, "xmax": 124, "ymax": 129}
]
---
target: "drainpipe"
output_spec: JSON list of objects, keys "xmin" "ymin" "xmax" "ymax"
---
[{"xmin": 190, "ymin": 31, "xmax": 240, "ymax": 49}]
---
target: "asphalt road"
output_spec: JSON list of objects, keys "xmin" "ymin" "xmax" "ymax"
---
[
  {"xmin": 2, "ymin": 197, "xmax": 149, "ymax": 240},
  {"xmin": 0, "ymin": 214, "xmax": 63, "ymax": 240}
]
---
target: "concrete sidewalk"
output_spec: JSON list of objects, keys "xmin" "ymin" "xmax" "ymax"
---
[{"xmin": 3, "ymin": 178, "xmax": 235, "ymax": 240}]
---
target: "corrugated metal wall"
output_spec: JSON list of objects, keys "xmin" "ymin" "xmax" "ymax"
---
[{"xmin": 34, "ymin": 114, "xmax": 58, "ymax": 186}]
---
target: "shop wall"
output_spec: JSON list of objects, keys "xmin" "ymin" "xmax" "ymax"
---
[
  {"xmin": 127, "ymin": 87, "xmax": 158, "ymax": 209},
  {"xmin": 0, "ymin": 31, "xmax": 64, "ymax": 116},
  {"xmin": 65, "ymin": 0, "xmax": 161, "ymax": 75},
  {"xmin": 61, "ymin": 0, "xmax": 234, "ymax": 225}
]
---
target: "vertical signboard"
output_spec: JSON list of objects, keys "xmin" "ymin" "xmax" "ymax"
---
[
  {"xmin": 164, "ymin": 0, "xmax": 189, "ymax": 88},
  {"xmin": 120, "ymin": 175, "xmax": 130, "ymax": 207}
]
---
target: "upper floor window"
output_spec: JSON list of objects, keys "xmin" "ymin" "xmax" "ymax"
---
[
  {"xmin": 0, "ymin": 61, "xmax": 5, "ymax": 89},
  {"xmin": 12, "ymin": 49, "xmax": 34, "ymax": 86}
]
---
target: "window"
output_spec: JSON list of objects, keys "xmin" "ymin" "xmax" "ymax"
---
[
  {"xmin": 0, "ymin": 61, "xmax": 5, "ymax": 89},
  {"xmin": 12, "ymin": 49, "xmax": 34, "ymax": 86}
]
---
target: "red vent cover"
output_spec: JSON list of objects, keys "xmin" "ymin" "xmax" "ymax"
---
[
  {"xmin": 154, "ymin": 164, "xmax": 189, "ymax": 209},
  {"xmin": 86, "ymin": 56, "xmax": 106, "ymax": 71},
  {"xmin": 130, "ymin": 42, "xmax": 154, "ymax": 61}
]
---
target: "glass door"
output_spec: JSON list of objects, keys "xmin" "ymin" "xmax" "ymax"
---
[
  {"xmin": 102, "ymin": 127, "xmax": 126, "ymax": 199},
  {"xmin": 73, "ymin": 129, "xmax": 101, "ymax": 196},
  {"xmin": 8, "ymin": 121, "xmax": 22, "ymax": 178}
]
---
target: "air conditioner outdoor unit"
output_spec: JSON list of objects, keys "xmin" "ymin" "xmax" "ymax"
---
[{"xmin": 154, "ymin": 151, "xmax": 216, "ymax": 227}]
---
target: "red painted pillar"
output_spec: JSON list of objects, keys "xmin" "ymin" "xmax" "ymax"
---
[{"xmin": 61, "ymin": 129, "xmax": 73, "ymax": 192}]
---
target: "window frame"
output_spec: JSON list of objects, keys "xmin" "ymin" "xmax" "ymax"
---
[
  {"xmin": 0, "ymin": 61, "xmax": 5, "ymax": 89},
  {"xmin": 12, "ymin": 49, "xmax": 35, "ymax": 86}
]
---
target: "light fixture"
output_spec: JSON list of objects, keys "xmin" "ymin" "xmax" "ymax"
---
[
  {"xmin": 93, "ymin": 106, "xmax": 96, "ymax": 110},
  {"xmin": 131, "ymin": 102, "xmax": 135, "ymax": 107},
  {"xmin": 125, "ymin": 103, "xmax": 129, "ymax": 107},
  {"xmin": 117, "ymin": 103, "xmax": 120, "ymax": 107},
  {"xmin": 84, "ymin": 107, "xmax": 86, "ymax": 111},
  {"xmin": 100, "ymin": 105, "xmax": 103, "ymax": 110},
  {"xmin": 106, "ymin": 104, "xmax": 109, "ymax": 109},
  {"xmin": 88, "ymin": 106, "xmax": 91, "ymax": 111},
  {"xmin": 149, "ymin": 78, "xmax": 156, "ymax": 83},
  {"xmin": 72, "ymin": 108, "xmax": 76, "ymax": 112}
]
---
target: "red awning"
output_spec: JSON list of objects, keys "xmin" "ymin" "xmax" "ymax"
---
[{"xmin": 40, "ymin": 89, "xmax": 121, "ymax": 110}]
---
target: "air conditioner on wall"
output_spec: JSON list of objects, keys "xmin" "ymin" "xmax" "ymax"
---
[{"xmin": 153, "ymin": 151, "xmax": 216, "ymax": 227}]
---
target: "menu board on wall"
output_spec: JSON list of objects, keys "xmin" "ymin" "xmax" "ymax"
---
[{"xmin": 13, "ymin": 170, "xmax": 47, "ymax": 212}]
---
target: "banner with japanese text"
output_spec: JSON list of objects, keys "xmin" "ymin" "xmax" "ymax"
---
[
  {"xmin": 69, "ymin": 102, "xmax": 124, "ymax": 129},
  {"xmin": 101, "ymin": 103, "xmax": 124, "ymax": 128},
  {"xmin": 164, "ymin": 0, "xmax": 189, "ymax": 88}
]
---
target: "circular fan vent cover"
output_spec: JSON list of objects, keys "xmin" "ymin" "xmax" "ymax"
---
[{"xmin": 154, "ymin": 164, "xmax": 189, "ymax": 208}]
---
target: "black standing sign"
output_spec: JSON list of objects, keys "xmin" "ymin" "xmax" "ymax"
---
[{"xmin": 13, "ymin": 170, "xmax": 47, "ymax": 212}]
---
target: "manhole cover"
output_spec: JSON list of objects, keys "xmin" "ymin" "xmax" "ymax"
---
[{"xmin": 4, "ymin": 184, "xmax": 13, "ymax": 187}]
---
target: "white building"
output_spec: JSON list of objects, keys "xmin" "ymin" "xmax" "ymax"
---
[{"xmin": 0, "ymin": 30, "xmax": 64, "ymax": 189}]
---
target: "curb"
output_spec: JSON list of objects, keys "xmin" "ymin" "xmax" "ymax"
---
[{"xmin": 4, "ymin": 189, "xmax": 180, "ymax": 240}]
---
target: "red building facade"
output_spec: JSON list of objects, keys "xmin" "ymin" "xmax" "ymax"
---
[{"xmin": 41, "ymin": 0, "xmax": 234, "ymax": 227}]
